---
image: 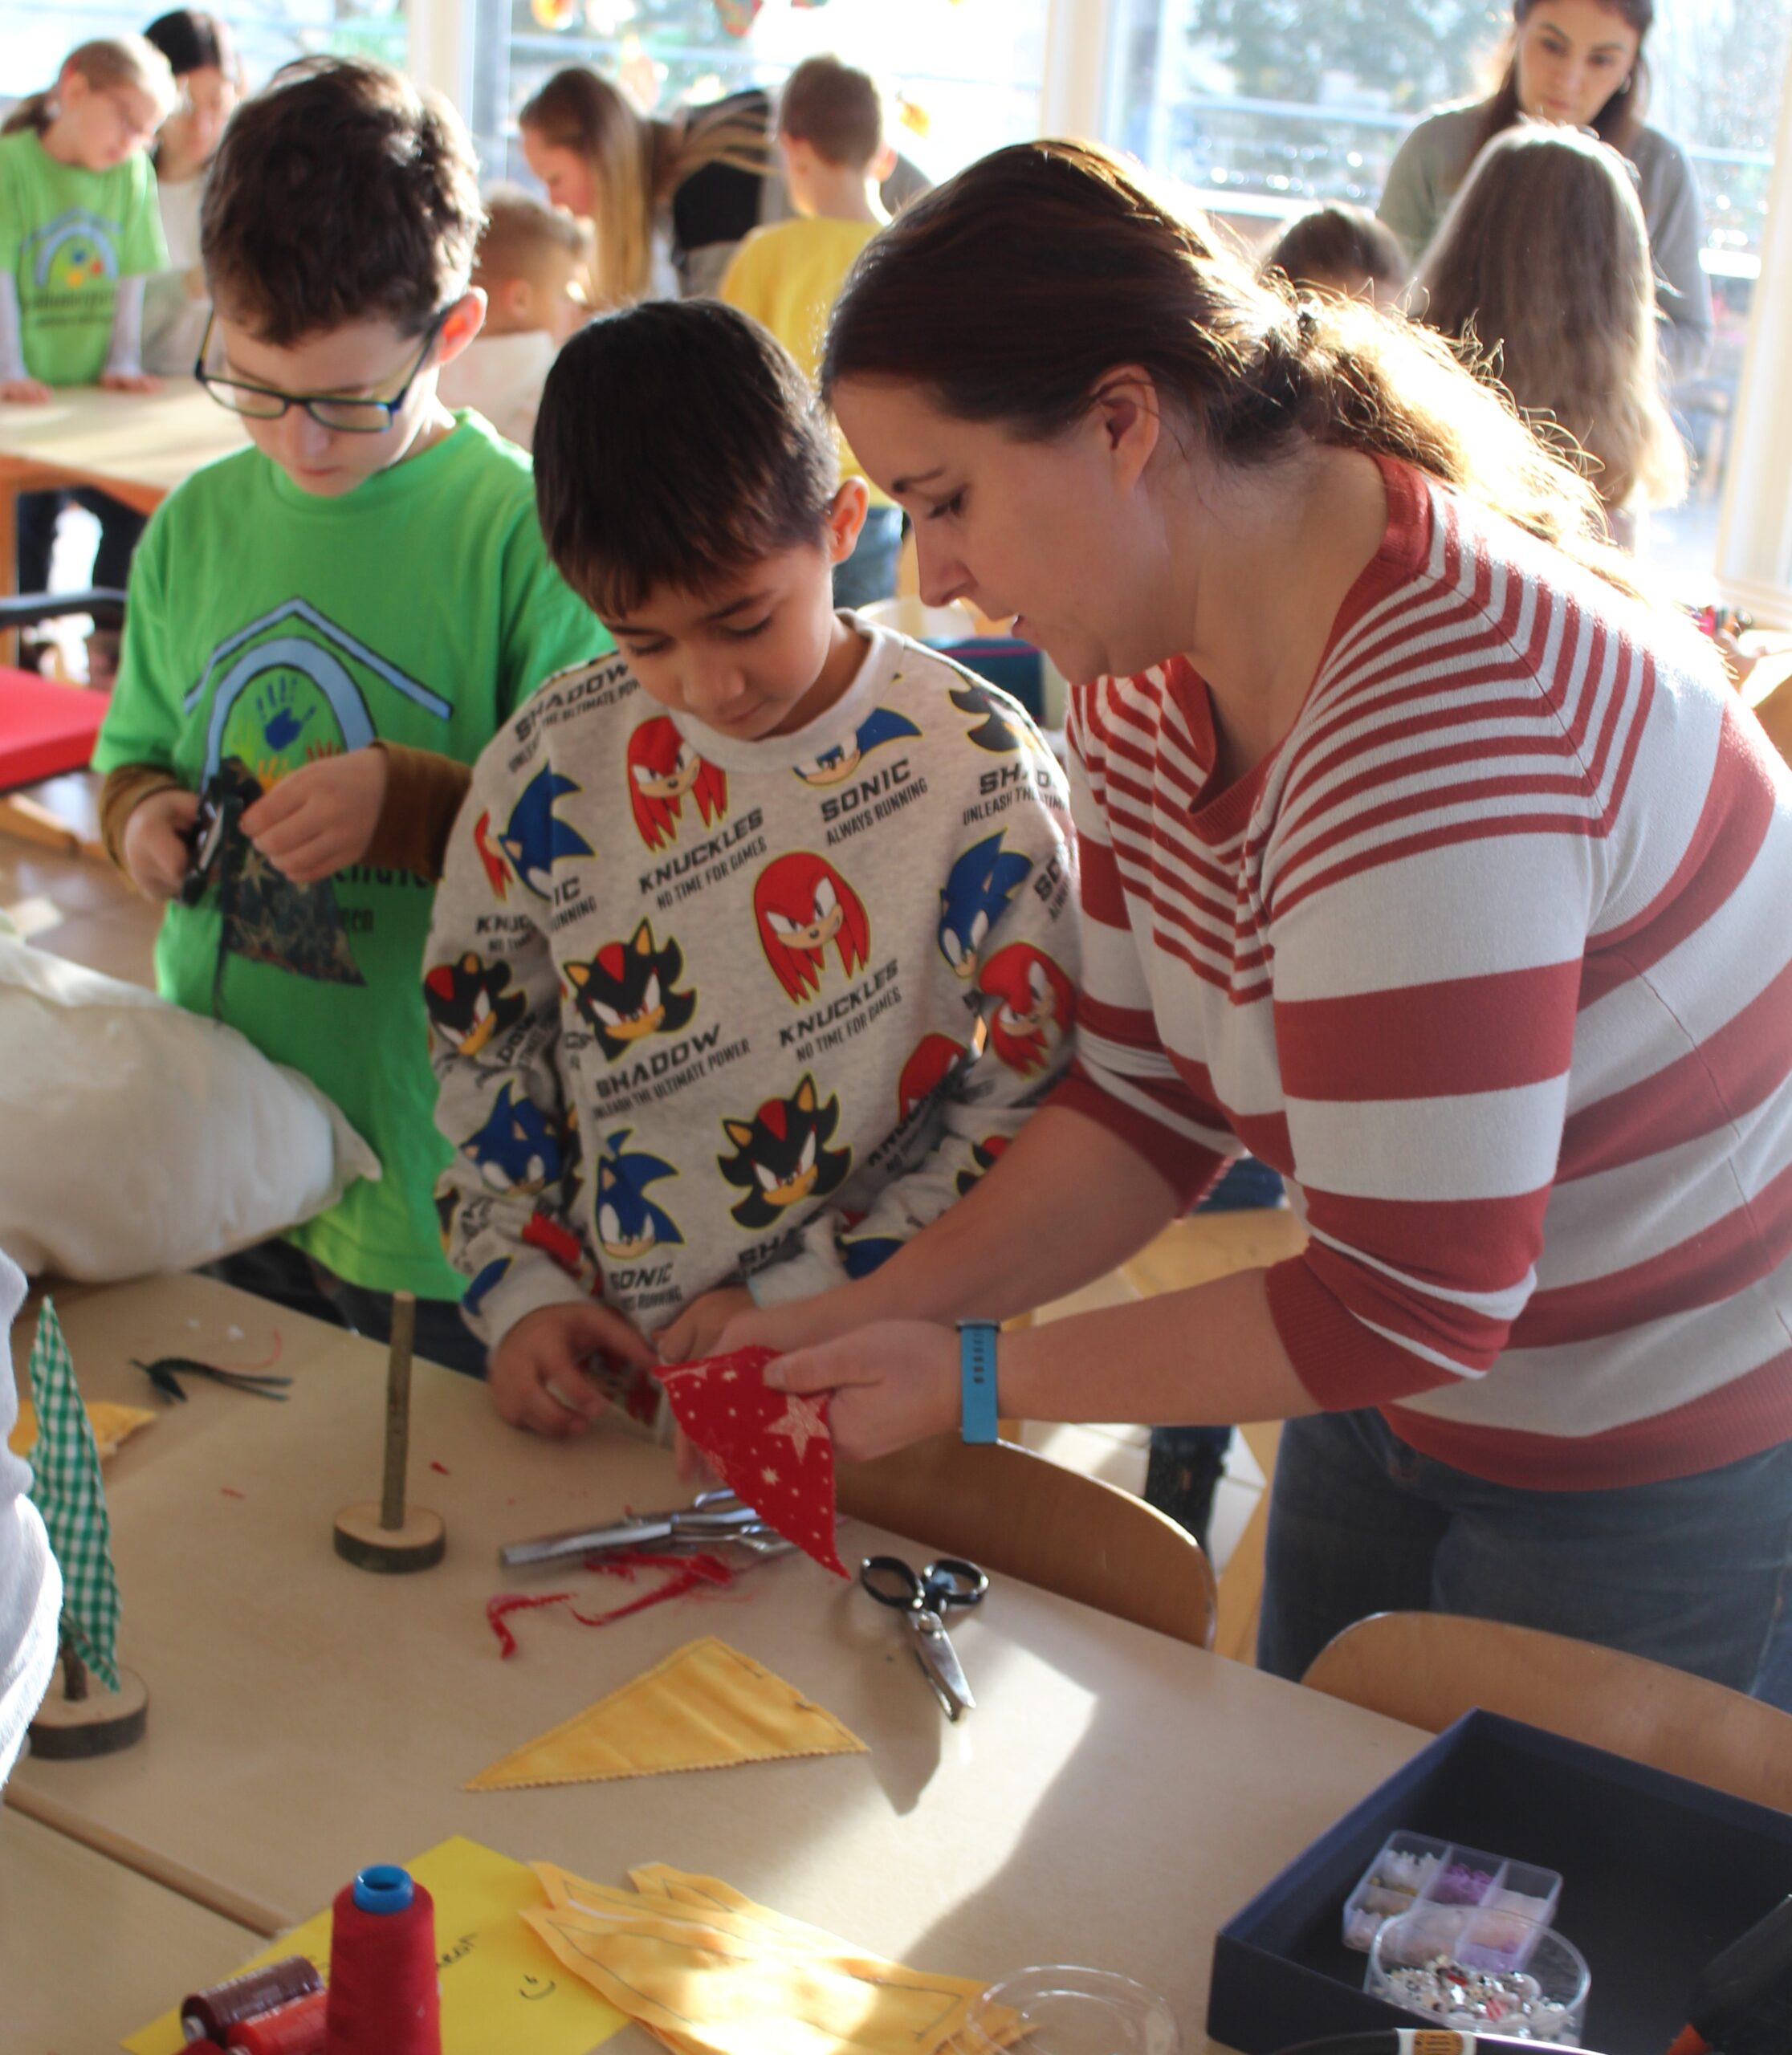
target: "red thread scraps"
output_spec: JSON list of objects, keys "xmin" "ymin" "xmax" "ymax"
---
[{"xmin": 487, "ymin": 1549, "xmax": 734, "ymax": 1658}]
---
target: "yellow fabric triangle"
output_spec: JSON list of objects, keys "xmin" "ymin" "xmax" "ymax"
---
[
  {"xmin": 9, "ymin": 1398, "xmax": 155, "ymax": 1462},
  {"xmin": 466, "ymin": 1637, "xmax": 866, "ymax": 1790}
]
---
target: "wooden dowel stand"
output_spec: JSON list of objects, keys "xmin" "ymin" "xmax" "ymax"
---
[{"xmin": 333, "ymin": 1293, "xmax": 446, "ymax": 1573}]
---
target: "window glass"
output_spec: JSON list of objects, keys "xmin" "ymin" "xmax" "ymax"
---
[
  {"xmin": 1106, "ymin": 0, "xmax": 1792, "ymax": 592},
  {"xmin": 491, "ymin": 0, "xmax": 1048, "ymax": 188}
]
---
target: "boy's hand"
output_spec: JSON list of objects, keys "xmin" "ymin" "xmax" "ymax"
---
[
  {"xmin": 488, "ymin": 1300, "xmax": 657, "ymax": 1439},
  {"xmin": 241, "ymin": 749, "xmax": 390, "ymax": 884},
  {"xmin": 99, "ymin": 370, "xmax": 160, "ymax": 394},
  {"xmin": 655, "ymin": 1287, "xmax": 755, "ymax": 1369},
  {"xmin": 120, "ymin": 785, "xmax": 200, "ymax": 901},
  {"xmin": 1, "ymin": 378, "xmax": 51, "ymax": 405}
]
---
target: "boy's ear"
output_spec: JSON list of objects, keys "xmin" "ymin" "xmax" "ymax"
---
[
  {"xmin": 434, "ymin": 288, "xmax": 487, "ymax": 369},
  {"xmin": 870, "ymin": 140, "xmax": 898, "ymax": 184},
  {"xmin": 823, "ymin": 479, "xmax": 870, "ymax": 568}
]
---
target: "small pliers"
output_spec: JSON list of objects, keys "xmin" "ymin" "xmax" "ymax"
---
[{"xmin": 132, "ymin": 1356, "xmax": 293, "ymax": 1403}]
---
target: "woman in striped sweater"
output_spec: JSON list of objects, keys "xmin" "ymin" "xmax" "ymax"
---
[{"xmin": 719, "ymin": 141, "xmax": 1792, "ymax": 1703}]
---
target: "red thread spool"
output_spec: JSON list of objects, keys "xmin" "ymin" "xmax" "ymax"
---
[
  {"xmin": 226, "ymin": 1991, "xmax": 328, "ymax": 2055},
  {"xmin": 323, "ymin": 1865, "xmax": 440, "ymax": 2055},
  {"xmin": 182, "ymin": 1958, "xmax": 323, "ymax": 2041}
]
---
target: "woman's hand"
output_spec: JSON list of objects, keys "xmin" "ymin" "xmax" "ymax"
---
[
  {"xmin": 99, "ymin": 370, "xmax": 160, "ymax": 394},
  {"xmin": 241, "ymin": 749, "xmax": 390, "ymax": 883},
  {"xmin": 654, "ymin": 1286, "xmax": 755, "ymax": 1369},
  {"xmin": 764, "ymin": 1321, "xmax": 959, "ymax": 1464},
  {"xmin": 714, "ymin": 1288, "xmax": 857, "ymax": 1359},
  {"xmin": 1, "ymin": 378, "xmax": 51, "ymax": 405}
]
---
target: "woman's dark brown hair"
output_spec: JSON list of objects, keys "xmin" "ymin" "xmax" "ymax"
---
[
  {"xmin": 822, "ymin": 140, "xmax": 1638, "ymax": 591},
  {"xmin": 1473, "ymin": 0, "xmax": 1653, "ymax": 165},
  {"xmin": 201, "ymin": 57, "xmax": 482, "ymax": 344}
]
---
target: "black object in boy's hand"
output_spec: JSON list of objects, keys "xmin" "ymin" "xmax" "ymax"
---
[{"xmin": 179, "ymin": 783, "xmax": 242, "ymax": 905}]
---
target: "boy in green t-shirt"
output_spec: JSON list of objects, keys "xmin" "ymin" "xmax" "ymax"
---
[{"xmin": 93, "ymin": 57, "xmax": 606, "ymax": 1375}]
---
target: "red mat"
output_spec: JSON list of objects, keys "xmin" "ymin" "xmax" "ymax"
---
[{"xmin": 0, "ymin": 669, "xmax": 110, "ymax": 791}]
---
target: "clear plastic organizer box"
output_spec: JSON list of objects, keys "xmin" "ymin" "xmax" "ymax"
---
[{"xmin": 1342, "ymin": 1831, "xmax": 1563, "ymax": 1964}]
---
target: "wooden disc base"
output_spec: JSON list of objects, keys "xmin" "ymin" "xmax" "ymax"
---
[
  {"xmin": 333, "ymin": 1502, "xmax": 446, "ymax": 1573},
  {"xmin": 29, "ymin": 1662, "xmax": 149, "ymax": 1759}
]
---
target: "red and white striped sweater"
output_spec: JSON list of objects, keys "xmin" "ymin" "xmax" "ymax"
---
[{"xmin": 1055, "ymin": 457, "xmax": 1792, "ymax": 1489}]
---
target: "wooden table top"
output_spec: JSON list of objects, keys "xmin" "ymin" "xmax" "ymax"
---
[
  {"xmin": 8, "ymin": 1275, "xmax": 1425, "ymax": 2051},
  {"xmin": 0, "ymin": 385, "xmax": 246, "ymax": 511},
  {"xmin": 0, "ymin": 1809, "xmax": 258, "ymax": 2053}
]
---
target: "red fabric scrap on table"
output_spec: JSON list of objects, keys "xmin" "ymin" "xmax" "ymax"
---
[
  {"xmin": 486, "ymin": 1550, "xmax": 734, "ymax": 1658},
  {"xmin": 651, "ymin": 1347, "xmax": 845, "ymax": 1576}
]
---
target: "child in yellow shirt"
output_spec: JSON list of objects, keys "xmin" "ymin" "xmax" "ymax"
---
[{"xmin": 719, "ymin": 57, "xmax": 899, "ymax": 608}]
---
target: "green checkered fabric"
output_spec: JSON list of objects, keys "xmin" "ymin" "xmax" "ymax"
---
[{"xmin": 27, "ymin": 1299, "xmax": 120, "ymax": 1694}]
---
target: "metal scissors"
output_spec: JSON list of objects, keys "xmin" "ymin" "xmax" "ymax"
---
[
  {"xmin": 499, "ymin": 1487, "xmax": 797, "ymax": 1571},
  {"xmin": 860, "ymin": 1554, "xmax": 989, "ymax": 1722},
  {"xmin": 132, "ymin": 1356, "xmax": 292, "ymax": 1403}
]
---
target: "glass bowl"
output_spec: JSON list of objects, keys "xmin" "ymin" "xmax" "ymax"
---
[
  {"xmin": 960, "ymin": 1965, "xmax": 1180, "ymax": 2055},
  {"xmin": 1367, "ymin": 1904, "xmax": 1589, "ymax": 2044}
]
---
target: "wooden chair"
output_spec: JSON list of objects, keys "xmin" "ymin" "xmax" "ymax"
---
[
  {"xmin": 837, "ymin": 1433, "xmax": 1216, "ymax": 1650},
  {"xmin": 1303, "ymin": 1611, "xmax": 1792, "ymax": 1814}
]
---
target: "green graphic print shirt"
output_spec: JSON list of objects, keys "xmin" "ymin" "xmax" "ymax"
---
[
  {"xmin": 0, "ymin": 132, "xmax": 165, "ymax": 385},
  {"xmin": 93, "ymin": 413, "xmax": 609, "ymax": 1299}
]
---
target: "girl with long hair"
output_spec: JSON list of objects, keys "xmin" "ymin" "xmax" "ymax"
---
[
  {"xmin": 1415, "ymin": 123, "xmax": 1686, "ymax": 544},
  {"xmin": 717, "ymin": 140, "xmax": 1792, "ymax": 1707},
  {"xmin": 516, "ymin": 67, "xmax": 772, "ymax": 305},
  {"xmin": 1379, "ymin": 0, "xmax": 1711, "ymax": 380}
]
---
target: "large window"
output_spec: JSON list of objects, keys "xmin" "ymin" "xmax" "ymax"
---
[
  {"xmin": 482, "ymin": 0, "xmax": 1049, "ymax": 187},
  {"xmin": 0, "ymin": 2, "xmax": 405, "ymax": 96},
  {"xmin": 1102, "ymin": 0, "xmax": 1792, "ymax": 596}
]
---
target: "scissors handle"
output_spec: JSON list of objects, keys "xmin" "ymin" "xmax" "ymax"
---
[{"xmin": 859, "ymin": 1554, "xmax": 988, "ymax": 1612}]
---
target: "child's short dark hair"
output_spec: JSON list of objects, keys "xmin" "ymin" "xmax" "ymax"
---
[
  {"xmin": 1265, "ymin": 203, "xmax": 1406, "ymax": 296},
  {"xmin": 202, "ymin": 57, "xmax": 482, "ymax": 344},
  {"xmin": 776, "ymin": 55, "xmax": 883, "ymax": 171},
  {"xmin": 536, "ymin": 299, "xmax": 838, "ymax": 618}
]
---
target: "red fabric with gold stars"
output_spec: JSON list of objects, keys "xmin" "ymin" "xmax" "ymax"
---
[{"xmin": 651, "ymin": 1347, "xmax": 845, "ymax": 1575}]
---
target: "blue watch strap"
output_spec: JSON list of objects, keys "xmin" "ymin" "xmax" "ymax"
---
[{"xmin": 957, "ymin": 1320, "xmax": 1000, "ymax": 1444}]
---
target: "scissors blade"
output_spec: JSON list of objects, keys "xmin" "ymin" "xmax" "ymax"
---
[
  {"xmin": 498, "ymin": 1514, "xmax": 677, "ymax": 1569},
  {"xmin": 910, "ymin": 1608, "xmax": 975, "ymax": 1720}
]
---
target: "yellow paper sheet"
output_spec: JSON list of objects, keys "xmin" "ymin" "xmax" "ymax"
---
[
  {"xmin": 466, "ymin": 1637, "xmax": 866, "ymax": 1792},
  {"xmin": 520, "ymin": 1862, "xmax": 1000, "ymax": 2055},
  {"xmin": 122, "ymin": 1837, "xmax": 625, "ymax": 2055},
  {"xmin": 10, "ymin": 1398, "xmax": 155, "ymax": 1462}
]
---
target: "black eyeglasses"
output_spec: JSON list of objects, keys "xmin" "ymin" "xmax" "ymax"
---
[{"xmin": 193, "ymin": 307, "xmax": 450, "ymax": 433}]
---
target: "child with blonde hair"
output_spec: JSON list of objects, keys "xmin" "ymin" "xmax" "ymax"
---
[
  {"xmin": 1415, "ymin": 124, "xmax": 1685, "ymax": 545},
  {"xmin": 1, "ymin": 37, "xmax": 177, "ymax": 657},
  {"xmin": 438, "ymin": 186, "xmax": 590, "ymax": 449}
]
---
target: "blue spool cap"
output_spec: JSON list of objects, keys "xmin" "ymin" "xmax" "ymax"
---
[{"xmin": 352, "ymin": 1864, "xmax": 414, "ymax": 1914}]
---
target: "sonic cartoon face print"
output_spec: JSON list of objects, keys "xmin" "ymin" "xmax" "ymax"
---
[
  {"xmin": 627, "ymin": 716, "xmax": 727, "ymax": 851},
  {"xmin": 717, "ymin": 1075, "xmax": 852, "ymax": 1231},
  {"xmin": 938, "ymin": 831, "xmax": 1032, "ymax": 979},
  {"xmin": 753, "ymin": 852, "xmax": 871, "ymax": 1001},
  {"xmin": 564, "ymin": 921, "xmax": 698, "ymax": 1061},
  {"xmin": 424, "ymin": 951, "xmax": 526, "ymax": 1058}
]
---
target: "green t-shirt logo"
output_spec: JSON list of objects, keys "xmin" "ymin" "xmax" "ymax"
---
[
  {"xmin": 27, "ymin": 209, "xmax": 119, "ymax": 290},
  {"xmin": 198, "ymin": 598, "xmax": 453, "ymax": 789}
]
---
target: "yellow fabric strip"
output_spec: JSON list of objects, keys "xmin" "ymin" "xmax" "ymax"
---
[{"xmin": 466, "ymin": 1637, "xmax": 865, "ymax": 1791}]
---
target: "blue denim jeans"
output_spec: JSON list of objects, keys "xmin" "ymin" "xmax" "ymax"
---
[
  {"xmin": 833, "ymin": 505, "xmax": 903, "ymax": 610},
  {"xmin": 201, "ymin": 1237, "xmax": 487, "ymax": 1379},
  {"xmin": 1257, "ymin": 1407, "xmax": 1792, "ymax": 1708}
]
